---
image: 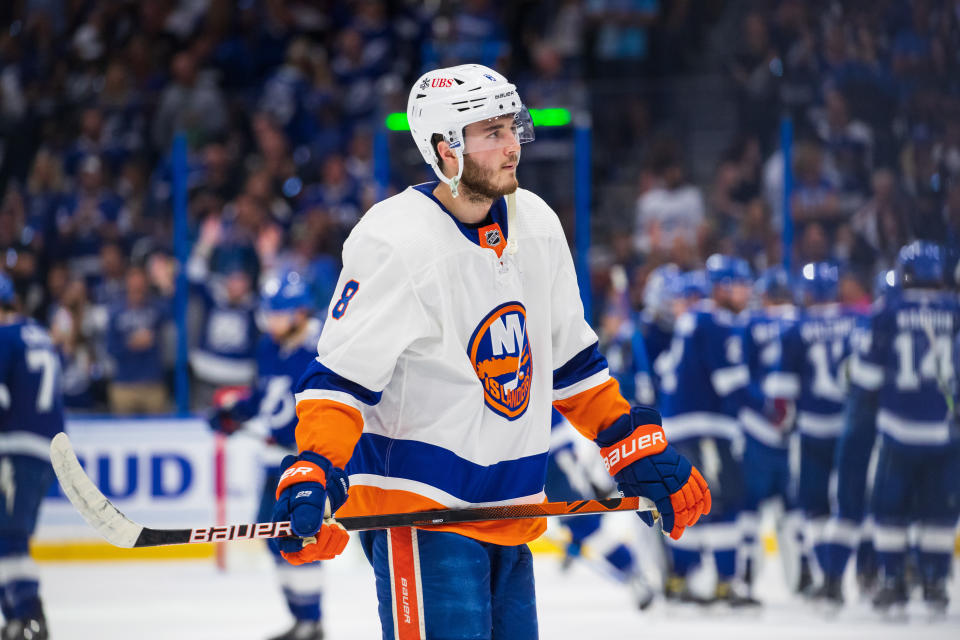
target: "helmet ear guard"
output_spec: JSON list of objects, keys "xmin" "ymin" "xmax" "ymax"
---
[{"xmin": 442, "ymin": 134, "xmax": 465, "ymax": 198}]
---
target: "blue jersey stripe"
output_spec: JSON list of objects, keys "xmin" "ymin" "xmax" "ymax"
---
[
  {"xmin": 296, "ymin": 360, "xmax": 383, "ymax": 406},
  {"xmin": 553, "ymin": 342, "xmax": 607, "ymax": 391},
  {"xmin": 345, "ymin": 433, "xmax": 548, "ymax": 504}
]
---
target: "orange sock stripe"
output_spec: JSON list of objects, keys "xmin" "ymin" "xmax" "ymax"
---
[
  {"xmin": 295, "ymin": 399, "xmax": 364, "ymax": 469},
  {"xmin": 389, "ymin": 528, "xmax": 425, "ymax": 640},
  {"xmin": 553, "ymin": 377, "xmax": 631, "ymax": 440},
  {"xmin": 598, "ymin": 424, "xmax": 668, "ymax": 476}
]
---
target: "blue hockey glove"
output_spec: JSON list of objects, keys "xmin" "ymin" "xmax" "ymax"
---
[
  {"xmin": 596, "ymin": 406, "xmax": 711, "ymax": 540},
  {"xmin": 206, "ymin": 407, "xmax": 241, "ymax": 435},
  {"xmin": 271, "ymin": 450, "xmax": 350, "ymax": 564},
  {"xmin": 207, "ymin": 386, "xmax": 250, "ymax": 435}
]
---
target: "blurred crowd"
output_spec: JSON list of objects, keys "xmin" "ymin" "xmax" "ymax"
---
[
  {"xmin": 608, "ymin": 0, "xmax": 960, "ymax": 332},
  {"xmin": 0, "ymin": 0, "xmax": 958, "ymax": 412}
]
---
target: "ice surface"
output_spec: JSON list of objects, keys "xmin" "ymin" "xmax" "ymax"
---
[{"xmin": 39, "ymin": 540, "xmax": 959, "ymax": 639}]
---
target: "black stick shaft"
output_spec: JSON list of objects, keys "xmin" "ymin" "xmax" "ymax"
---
[{"xmin": 133, "ymin": 497, "xmax": 651, "ymax": 548}]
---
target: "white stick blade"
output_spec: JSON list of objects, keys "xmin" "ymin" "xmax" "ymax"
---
[{"xmin": 50, "ymin": 432, "xmax": 142, "ymax": 548}]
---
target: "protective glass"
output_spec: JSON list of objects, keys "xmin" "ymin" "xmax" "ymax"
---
[{"xmin": 461, "ymin": 108, "xmax": 535, "ymax": 155}]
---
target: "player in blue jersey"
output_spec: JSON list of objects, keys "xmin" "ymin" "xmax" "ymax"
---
[
  {"xmin": 848, "ymin": 242, "xmax": 960, "ymax": 616},
  {"xmin": 736, "ymin": 267, "xmax": 799, "ymax": 596},
  {"xmin": 815, "ymin": 269, "xmax": 899, "ymax": 607},
  {"xmin": 605, "ymin": 306, "xmax": 655, "ymax": 408},
  {"xmin": 186, "ymin": 230, "xmax": 260, "ymax": 408},
  {"xmin": 544, "ymin": 409, "xmax": 655, "ymax": 609},
  {"xmin": 209, "ymin": 269, "xmax": 326, "ymax": 640},
  {"xmin": 648, "ymin": 268, "xmax": 708, "ymax": 403},
  {"xmin": 657, "ymin": 255, "xmax": 758, "ymax": 606},
  {"xmin": 0, "ymin": 272, "xmax": 63, "ymax": 640},
  {"xmin": 607, "ymin": 269, "xmax": 711, "ymax": 414},
  {"xmin": 764, "ymin": 262, "xmax": 858, "ymax": 599},
  {"xmin": 639, "ymin": 264, "xmax": 681, "ymax": 395}
]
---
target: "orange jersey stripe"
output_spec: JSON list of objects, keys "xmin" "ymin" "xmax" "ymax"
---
[
  {"xmin": 338, "ymin": 485, "xmax": 547, "ymax": 547},
  {"xmin": 389, "ymin": 528, "xmax": 425, "ymax": 640},
  {"xmin": 553, "ymin": 377, "xmax": 631, "ymax": 441},
  {"xmin": 295, "ymin": 398, "xmax": 364, "ymax": 469}
]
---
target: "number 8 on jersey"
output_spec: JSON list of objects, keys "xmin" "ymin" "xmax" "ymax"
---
[{"xmin": 332, "ymin": 280, "xmax": 360, "ymax": 320}]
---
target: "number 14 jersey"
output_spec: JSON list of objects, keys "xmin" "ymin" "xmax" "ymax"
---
[{"xmin": 850, "ymin": 289, "xmax": 960, "ymax": 447}]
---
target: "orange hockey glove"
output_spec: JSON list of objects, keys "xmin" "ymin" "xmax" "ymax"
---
[{"xmin": 596, "ymin": 406, "xmax": 711, "ymax": 540}]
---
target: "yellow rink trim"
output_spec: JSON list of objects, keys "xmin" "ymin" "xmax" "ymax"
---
[
  {"xmin": 533, "ymin": 532, "xmax": 960, "ymax": 557},
  {"xmin": 29, "ymin": 531, "xmax": 960, "ymax": 563},
  {"xmin": 31, "ymin": 540, "xmax": 215, "ymax": 563},
  {"xmin": 528, "ymin": 536, "xmax": 563, "ymax": 556}
]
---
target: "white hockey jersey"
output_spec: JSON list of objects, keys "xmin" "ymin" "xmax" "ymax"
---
[{"xmin": 293, "ymin": 182, "xmax": 631, "ymax": 545}]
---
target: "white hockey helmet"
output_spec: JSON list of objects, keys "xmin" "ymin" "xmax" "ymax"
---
[{"xmin": 407, "ymin": 64, "xmax": 534, "ymax": 196}]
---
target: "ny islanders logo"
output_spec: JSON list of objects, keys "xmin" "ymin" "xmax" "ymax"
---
[{"xmin": 467, "ymin": 302, "xmax": 532, "ymax": 421}]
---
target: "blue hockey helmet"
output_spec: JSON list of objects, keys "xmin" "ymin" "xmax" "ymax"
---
[
  {"xmin": 0, "ymin": 271, "xmax": 13, "ymax": 306},
  {"xmin": 643, "ymin": 263, "xmax": 681, "ymax": 316},
  {"xmin": 705, "ymin": 254, "xmax": 752, "ymax": 286},
  {"xmin": 260, "ymin": 269, "xmax": 312, "ymax": 313},
  {"xmin": 755, "ymin": 266, "xmax": 792, "ymax": 301},
  {"xmin": 678, "ymin": 270, "xmax": 711, "ymax": 299},
  {"xmin": 896, "ymin": 240, "xmax": 945, "ymax": 288},
  {"xmin": 798, "ymin": 261, "xmax": 840, "ymax": 303}
]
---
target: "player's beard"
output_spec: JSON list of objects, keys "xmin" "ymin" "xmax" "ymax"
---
[{"xmin": 459, "ymin": 153, "xmax": 519, "ymax": 204}]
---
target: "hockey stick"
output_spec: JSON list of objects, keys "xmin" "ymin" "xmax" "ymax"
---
[{"xmin": 51, "ymin": 432, "xmax": 658, "ymax": 549}]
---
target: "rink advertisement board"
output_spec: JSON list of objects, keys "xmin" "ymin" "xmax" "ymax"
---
[{"xmin": 34, "ymin": 417, "xmax": 262, "ymax": 559}]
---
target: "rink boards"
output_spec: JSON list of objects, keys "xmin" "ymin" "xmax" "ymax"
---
[
  {"xmin": 31, "ymin": 417, "xmax": 960, "ymax": 562},
  {"xmin": 33, "ymin": 417, "xmax": 263, "ymax": 561}
]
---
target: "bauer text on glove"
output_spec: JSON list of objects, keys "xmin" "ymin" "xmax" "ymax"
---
[{"xmin": 595, "ymin": 406, "xmax": 711, "ymax": 540}]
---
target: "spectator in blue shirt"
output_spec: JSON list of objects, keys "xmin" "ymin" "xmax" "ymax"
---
[
  {"xmin": 105, "ymin": 266, "xmax": 170, "ymax": 414},
  {"xmin": 55, "ymin": 155, "xmax": 125, "ymax": 284},
  {"xmin": 187, "ymin": 217, "xmax": 259, "ymax": 408}
]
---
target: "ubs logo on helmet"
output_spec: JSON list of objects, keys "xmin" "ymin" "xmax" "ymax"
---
[{"xmin": 467, "ymin": 302, "xmax": 533, "ymax": 421}]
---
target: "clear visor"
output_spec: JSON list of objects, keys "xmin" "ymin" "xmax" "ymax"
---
[{"xmin": 461, "ymin": 108, "xmax": 535, "ymax": 155}]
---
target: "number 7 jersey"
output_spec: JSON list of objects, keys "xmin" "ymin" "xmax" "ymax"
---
[
  {"xmin": 0, "ymin": 321, "xmax": 65, "ymax": 458},
  {"xmin": 849, "ymin": 289, "xmax": 960, "ymax": 447}
]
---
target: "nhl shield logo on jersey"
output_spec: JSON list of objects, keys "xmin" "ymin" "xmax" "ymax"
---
[{"xmin": 467, "ymin": 302, "xmax": 533, "ymax": 421}]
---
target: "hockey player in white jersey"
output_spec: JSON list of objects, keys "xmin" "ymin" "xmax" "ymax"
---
[{"xmin": 268, "ymin": 64, "xmax": 711, "ymax": 639}]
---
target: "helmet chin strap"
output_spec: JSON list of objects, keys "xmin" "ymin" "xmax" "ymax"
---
[
  {"xmin": 506, "ymin": 191, "xmax": 518, "ymax": 255},
  {"xmin": 432, "ymin": 146, "xmax": 465, "ymax": 198}
]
